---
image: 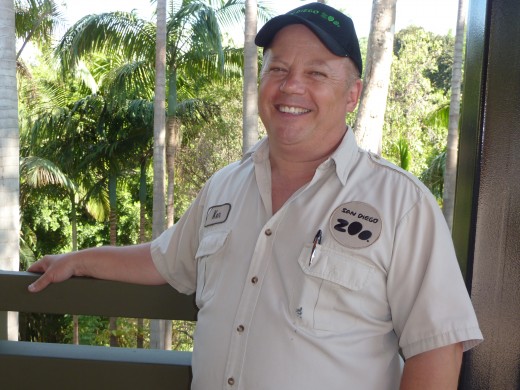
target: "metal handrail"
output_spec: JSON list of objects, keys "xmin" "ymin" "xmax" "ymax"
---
[{"xmin": 0, "ymin": 270, "xmax": 197, "ymax": 389}]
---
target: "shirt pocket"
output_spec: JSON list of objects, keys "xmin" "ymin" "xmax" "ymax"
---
[
  {"xmin": 195, "ymin": 230, "xmax": 230, "ymax": 309},
  {"xmin": 291, "ymin": 243, "xmax": 375, "ymax": 333}
]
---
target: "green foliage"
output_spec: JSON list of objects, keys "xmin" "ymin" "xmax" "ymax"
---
[
  {"xmin": 174, "ymin": 78, "xmax": 244, "ymax": 218},
  {"xmin": 15, "ymin": 0, "xmax": 64, "ymax": 57},
  {"xmin": 420, "ymin": 149, "xmax": 446, "ymax": 202},
  {"xmin": 391, "ymin": 137, "xmax": 412, "ymax": 171},
  {"xmin": 57, "ymin": 316, "xmax": 195, "ymax": 350},
  {"xmin": 19, "ymin": 312, "xmax": 70, "ymax": 343},
  {"xmin": 383, "ymin": 27, "xmax": 453, "ymax": 181},
  {"xmin": 20, "ymin": 189, "xmax": 73, "ymax": 262}
]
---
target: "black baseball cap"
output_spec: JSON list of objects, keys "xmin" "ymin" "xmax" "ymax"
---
[{"xmin": 255, "ymin": 2, "xmax": 363, "ymax": 75}]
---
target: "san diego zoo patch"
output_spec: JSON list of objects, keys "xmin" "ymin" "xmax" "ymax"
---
[{"xmin": 329, "ymin": 201, "xmax": 382, "ymax": 249}]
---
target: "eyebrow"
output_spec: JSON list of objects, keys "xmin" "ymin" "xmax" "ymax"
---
[{"xmin": 269, "ymin": 55, "xmax": 333, "ymax": 70}]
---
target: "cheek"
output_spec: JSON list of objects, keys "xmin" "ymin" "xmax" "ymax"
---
[
  {"xmin": 259, "ymin": 78, "xmax": 275, "ymax": 97},
  {"xmin": 257, "ymin": 85, "xmax": 271, "ymax": 122},
  {"xmin": 258, "ymin": 81, "xmax": 278, "ymax": 110}
]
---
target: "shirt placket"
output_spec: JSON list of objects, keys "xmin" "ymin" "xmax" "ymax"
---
[
  {"xmin": 222, "ymin": 214, "xmax": 284, "ymax": 389},
  {"xmin": 221, "ymin": 152, "xmax": 333, "ymax": 388}
]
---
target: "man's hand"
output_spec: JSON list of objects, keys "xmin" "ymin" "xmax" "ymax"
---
[
  {"xmin": 27, "ymin": 243, "xmax": 165, "ymax": 293},
  {"xmin": 400, "ymin": 342, "xmax": 463, "ymax": 389},
  {"xmin": 27, "ymin": 253, "xmax": 80, "ymax": 293}
]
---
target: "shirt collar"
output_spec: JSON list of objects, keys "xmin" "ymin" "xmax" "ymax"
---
[
  {"xmin": 241, "ymin": 137, "xmax": 269, "ymax": 165},
  {"xmin": 329, "ymin": 127, "xmax": 360, "ymax": 186},
  {"xmin": 241, "ymin": 128, "xmax": 360, "ymax": 186}
]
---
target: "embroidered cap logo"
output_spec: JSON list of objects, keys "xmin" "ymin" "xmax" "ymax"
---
[{"xmin": 289, "ymin": 8, "xmax": 341, "ymax": 28}]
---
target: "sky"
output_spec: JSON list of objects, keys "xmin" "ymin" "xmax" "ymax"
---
[{"xmin": 60, "ymin": 0, "xmax": 460, "ymax": 40}]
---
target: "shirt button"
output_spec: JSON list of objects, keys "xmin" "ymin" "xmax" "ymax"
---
[
  {"xmin": 228, "ymin": 377, "xmax": 235, "ymax": 386},
  {"xmin": 251, "ymin": 276, "xmax": 259, "ymax": 284},
  {"xmin": 265, "ymin": 228, "xmax": 272, "ymax": 236},
  {"xmin": 237, "ymin": 325, "xmax": 245, "ymax": 333}
]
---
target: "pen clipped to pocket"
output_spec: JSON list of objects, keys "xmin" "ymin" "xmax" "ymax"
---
[{"xmin": 309, "ymin": 229, "xmax": 322, "ymax": 266}]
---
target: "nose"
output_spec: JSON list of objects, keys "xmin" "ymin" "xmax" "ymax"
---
[{"xmin": 279, "ymin": 71, "xmax": 305, "ymax": 95}]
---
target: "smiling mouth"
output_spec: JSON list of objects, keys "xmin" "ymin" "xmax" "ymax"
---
[{"xmin": 277, "ymin": 105, "xmax": 310, "ymax": 115}]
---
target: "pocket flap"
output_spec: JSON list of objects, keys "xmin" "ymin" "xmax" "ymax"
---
[
  {"xmin": 196, "ymin": 230, "xmax": 230, "ymax": 258},
  {"xmin": 298, "ymin": 245, "xmax": 375, "ymax": 291}
]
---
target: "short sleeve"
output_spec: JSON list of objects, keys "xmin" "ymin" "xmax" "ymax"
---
[
  {"xmin": 151, "ymin": 182, "xmax": 209, "ymax": 295},
  {"xmin": 387, "ymin": 191, "xmax": 483, "ymax": 359}
]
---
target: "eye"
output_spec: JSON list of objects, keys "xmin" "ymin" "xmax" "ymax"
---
[
  {"xmin": 270, "ymin": 67, "xmax": 286, "ymax": 73},
  {"xmin": 310, "ymin": 70, "xmax": 326, "ymax": 78}
]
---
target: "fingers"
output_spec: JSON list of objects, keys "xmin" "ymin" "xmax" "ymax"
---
[
  {"xmin": 28, "ymin": 257, "xmax": 51, "ymax": 292},
  {"xmin": 28, "ymin": 274, "xmax": 52, "ymax": 293},
  {"xmin": 27, "ymin": 255, "xmax": 68, "ymax": 293},
  {"xmin": 27, "ymin": 258, "xmax": 46, "ymax": 273}
]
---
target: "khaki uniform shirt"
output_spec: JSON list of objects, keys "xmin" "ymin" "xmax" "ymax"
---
[{"xmin": 151, "ymin": 129, "xmax": 483, "ymax": 390}]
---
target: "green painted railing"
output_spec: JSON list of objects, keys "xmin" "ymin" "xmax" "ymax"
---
[{"xmin": 0, "ymin": 271, "xmax": 197, "ymax": 389}]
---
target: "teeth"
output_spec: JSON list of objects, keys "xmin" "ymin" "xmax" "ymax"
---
[{"xmin": 279, "ymin": 105, "xmax": 309, "ymax": 115}]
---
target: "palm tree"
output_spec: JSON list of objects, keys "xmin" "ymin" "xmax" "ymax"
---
[
  {"xmin": 151, "ymin": 0, "xmax": 170, "ymax": 350},
  {"xmin": 153, "ymin": 0, "xmax": 167, "ymax": 239},
  {"xmin": 354, "ymin": 0, "xmax": 397, "ymax": 154},
  {"xmin": 21, "ymin": 49, "xmax": 156, "ymax": 345},
  {"xmin": 0, "ymin": 0, "xmax": 20, "ymax": 341},
  {"xmin": 14, "ymin": 0, "xmax": 63, "ymax": 60},
  {"xmin": 55, "ymin": 1, "xmax": 243, "ymax": 226}
]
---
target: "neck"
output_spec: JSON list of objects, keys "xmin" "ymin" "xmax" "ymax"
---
[
  {"xmin": 269, "ymin": 148, "xmax": 330, "ymax": 215},
  {"xmin": 267, "ymin": 127, "xmax": 347, "ymax": 214}
]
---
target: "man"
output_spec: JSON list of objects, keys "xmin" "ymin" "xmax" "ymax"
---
[{"xmin": 28, "ymin": 3, "xmax": 482, "ymax": 389}]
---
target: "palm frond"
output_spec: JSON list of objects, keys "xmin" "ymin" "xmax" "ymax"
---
[
  {"xmin": 99, "ymin": 60, "xmax": 155, "ymax": 102},
  {"xmin": 20, "ymin": 156, "xmax": 77, "ymax": 191},
  {"xmin": 56, "ymin": 11, "xmax": 155, "ymax": 71},
  {"xmin": 15, "ymin": 0, "xmax": 64, "ymax": 58},
  {"xmin": 82, "ymin": 182, "xmax": 110, "ymax": 222},
  {"xmin": 420, "ymin": 150, "xmax": 446, "ymax": 199},
  {"xmin": 396, "ymin": 137, "xmax": 412, "ymax": 171},
  {"xmin": 424, "ymin": 102, "xmax": 450, "ymax": 128}
]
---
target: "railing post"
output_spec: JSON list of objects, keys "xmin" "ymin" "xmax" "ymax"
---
[
  {"xmin": 0, "ymin": 312, "xmax": 18, "ymax": 341},
  {"xmin": 0, "ymin": 312, "xmax": 6, "ymax": 340}
]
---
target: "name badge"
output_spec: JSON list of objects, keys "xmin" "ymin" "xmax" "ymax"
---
[{"xmin": 205, "ymin": 203, "xmax": 231, "ymax": 227}]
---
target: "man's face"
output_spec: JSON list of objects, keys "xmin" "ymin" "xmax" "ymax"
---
[{"xmin": 258, "ymin": 24, "xmax": 361, "ymax": 158}]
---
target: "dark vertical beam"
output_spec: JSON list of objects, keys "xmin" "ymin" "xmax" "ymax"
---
[
  {"xmin": 452, "ymin": 0, "xmax": 489, "ymax": 284},
  {"xmin": 456, "ymin": 0, "xmax": 520, "ymax": 388}
]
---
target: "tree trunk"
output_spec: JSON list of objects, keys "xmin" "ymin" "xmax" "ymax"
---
[
  {"xmin": 166, "ymin": 113, "xmax": 181, "ymax": 228},
  {"xmin": 242, "ymin": 0, "xmax": 258, "ymax": 155},
  {"xmin": 70, "ymin": 192, "xmax": 79, "ymax": 345},
  {"xmin": 108, "ymin": 174, "xmax": 119, "ymax": 347},
  {"xmin": 442, "ymin": 0, "xmax": 467, "ymax": 230},
  {"xmin": 0, "ymin": 0, "xmax": 20, "ymax": 341},
  {"xmin": 137, "ymin": 158, "xmax": 148, "ymax": 348},
  {"xmin": 139, "ymin": 158, "xmax": 148, "ymax": 244},
  {"xmin": 108, "ymin": 174, "xmax": 118, "ymax": 246},
  {"xmin": 152, "ymin": 0, "xmax": 167, "ymax": 240},
  {"xmin": 353, "ymin": 0, "xmax": 397, "ymax": 155},
  {"xmin": 150, "ymin": 0, "xmax": 170, "ymax": 351}
]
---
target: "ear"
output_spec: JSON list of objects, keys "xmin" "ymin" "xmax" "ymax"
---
[{"xmin": 346, "ymin": 78, "xmax": 363, "ymax": 112}]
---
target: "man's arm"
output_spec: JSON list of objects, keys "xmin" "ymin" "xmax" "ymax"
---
[
  {"xmin": 27, "ymin": 243, "xmax": 166, "ymax": 292},
  {"xmin": 400, "ymin": 342, "xmax": 463, "ymax": 390}
]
